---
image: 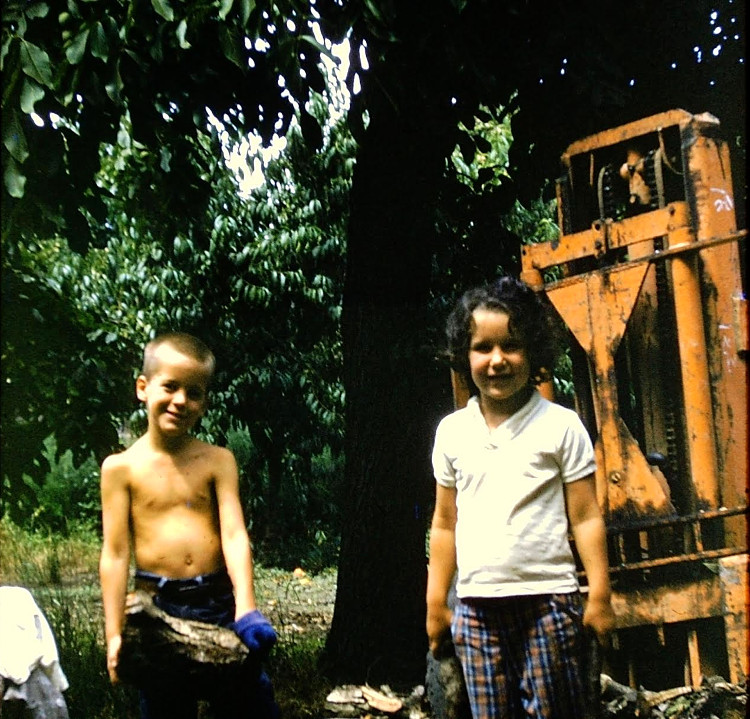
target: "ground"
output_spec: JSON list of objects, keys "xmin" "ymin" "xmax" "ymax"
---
[
  {"xmin": 254, "ymin": 568, "xmax": 747, "ymax": 719},
  {"xmin": 256, "ymin": 566, "xmax": 336, "ymax": 642}
]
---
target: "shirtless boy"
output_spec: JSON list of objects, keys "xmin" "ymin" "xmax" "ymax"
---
[{"xmin": 99, "ymin": 332, "xmax": 277, "ymax": 718}]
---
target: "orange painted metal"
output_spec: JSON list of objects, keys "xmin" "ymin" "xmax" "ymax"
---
[
  {"xmin": 545, "ymin": 262, "xmax": 674, "ymax": 518},
  {"xmin": 513, "ymin": 110, "xmax": 748, "ymax": 687}
]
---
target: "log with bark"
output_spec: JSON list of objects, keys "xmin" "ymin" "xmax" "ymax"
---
[{"xmin": 117, "ymin": 590, "xmax": 250, "ymax": 692}]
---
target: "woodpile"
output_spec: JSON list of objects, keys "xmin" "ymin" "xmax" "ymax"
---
[
  {"xmin": 323, "ymin": 676, "xmax": 746, "ymax": 719},
  {"xmin": 598, "ymin": 674, "xmax": 746, "ymax": 719}
]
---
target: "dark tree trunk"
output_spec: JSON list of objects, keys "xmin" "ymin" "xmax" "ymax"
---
[{"xmin": 323, "ymin": 38, "xmax": 458, "ymax": 684}]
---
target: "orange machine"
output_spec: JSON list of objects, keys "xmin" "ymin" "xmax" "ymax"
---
[
  {"xmin": 453, "ymin": 109, "xmax": 747, "ymax": 689},
  {"xmin": 523, "ymin": 109, "xmax": 747, "ymax": 688}
]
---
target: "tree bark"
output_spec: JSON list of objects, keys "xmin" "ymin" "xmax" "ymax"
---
[
  {"xmin": 118, "ymin": 590, "xmax": 249, "ymax": 691},
  {"xmin": 323, "ymin": 39, "xmax": 457, "ymax": 684}
]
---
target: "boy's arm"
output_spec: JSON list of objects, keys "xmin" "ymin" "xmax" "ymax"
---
[
  {"xmin": 213, "ymin": 447, "xmax": 256, "ymax": 617},
  {"xmin": 426, "ymin": 484, "xmax": 458, "ymax": 656},
  {"xmin": 214, "ymin": 447, "xmax": 277, "ymax": 657},
  {"xmin": 99, "ymin": 456, "xmax": 132, "ymax": 683},
  {"xmin": 564, "ymin": 475, "xmax": 616, "ymax": 644}
]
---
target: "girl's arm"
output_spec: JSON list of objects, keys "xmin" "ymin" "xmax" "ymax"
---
[
  {"xmin": 564, "ymin": 475, "xmax": 616, "ymax": 643},
  {"xmin": 426, "ymin": 484, "xmax": 458, "ymax": 655}
]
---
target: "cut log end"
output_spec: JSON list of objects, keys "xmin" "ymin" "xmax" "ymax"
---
[{"xmin": 118, "ymin": 590, "xmax": 250, "ymax": 690}]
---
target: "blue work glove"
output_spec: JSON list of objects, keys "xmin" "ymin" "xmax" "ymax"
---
[{"xmin": 233, "ymin": 610, "xmax": 277, "ymax": 658}]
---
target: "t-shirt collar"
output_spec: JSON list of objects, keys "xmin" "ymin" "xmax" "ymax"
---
[{"xmin": 467, "ymin": 389, "xmax": 542, "ymax": 442}]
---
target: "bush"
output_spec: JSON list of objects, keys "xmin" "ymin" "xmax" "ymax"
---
[{"xmin": 2, "ymin": 434, "xmax": 101, "ymax": 535}]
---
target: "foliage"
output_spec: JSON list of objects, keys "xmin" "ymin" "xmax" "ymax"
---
[
  {"xmin": 7, "ymin": 434, "xmax": 101, "ymax": 535},
  {"xmin": 1, "ymin": 239, "xmax": 133, "ymax": 493},
  {"xmin": 430, "ymin": 103, "xmax": 559, "ymax": 335},
  {"xmin": 1, "ymin": 72, "xmax": 353, "ymax": 562},
  {"xmin": 431, "ymin": 103, "xmax": 576, "ymax": 401},
  {"xmin": 1, "ymin": 0, "xmax": 351, "ymax": 246},
  {"xmin": 0, "ymin": 515, "xmax": 100, "ymax": 586}
]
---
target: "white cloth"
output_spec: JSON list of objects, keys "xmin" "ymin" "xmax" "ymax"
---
[
  {"xmin": 0, "ymin": 586, "xmax": 68, "ymax": 691},
  {"xmin": 432, "ymin": 390, "xmax": 596, "ymax": 599}
]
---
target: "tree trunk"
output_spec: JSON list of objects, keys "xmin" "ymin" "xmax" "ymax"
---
[{"xmin": 324, "ymin": 49, "xmax": 457, "ymax": 684}]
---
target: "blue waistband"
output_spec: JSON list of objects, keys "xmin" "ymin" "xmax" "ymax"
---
[{"xmin": 135, "ymin": 568, "xmax": 230, "ymax": 591}]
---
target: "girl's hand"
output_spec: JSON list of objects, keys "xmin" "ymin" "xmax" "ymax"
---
[
  {"xmin": 426, "ymin": 603, "xmax": 453, "ymax": 657},
  {"xmin": 583, "ymin": 596, "xmax": 616, "ymax": 645}
]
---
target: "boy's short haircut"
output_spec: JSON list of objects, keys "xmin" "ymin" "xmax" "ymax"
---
[
  {"xmin": 142, "ymin": 332, "xmax": 216, "ymax": 379},
  {"xmin": 446, "ymin": 276, "xmax": 562, "ymax": 388}
]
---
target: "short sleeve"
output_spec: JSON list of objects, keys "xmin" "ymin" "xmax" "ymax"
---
[
  {"xmin": 431, "ymin": 420, "xmax": 457, "ymax": 489},
  {"xmin": 559, "ymin": 414, "xmax": 596, "ymax": 483}
]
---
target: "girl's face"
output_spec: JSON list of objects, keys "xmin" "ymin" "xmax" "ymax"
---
[{"xmin": 469, "ymin": 308, "xmax": 532, "ymax": 416}]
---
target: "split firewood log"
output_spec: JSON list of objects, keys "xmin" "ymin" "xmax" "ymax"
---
[{"xmin": 117, "ymin": 590, "xmax": 250, "ymax": 691}]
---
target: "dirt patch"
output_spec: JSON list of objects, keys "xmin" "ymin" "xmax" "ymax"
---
[{"xmin": 256, "ymin": 566, "xmax": 336, "ymax": 640}]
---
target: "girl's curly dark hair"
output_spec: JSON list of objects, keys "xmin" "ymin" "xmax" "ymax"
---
[{"xmin": 446, "ymin": 276, "xmax": 562, "ymax": 392}]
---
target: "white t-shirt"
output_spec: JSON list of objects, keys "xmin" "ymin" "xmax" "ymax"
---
[{"xmin": 432, "ymin": 390, "xmax": 596, "ymax": 599}]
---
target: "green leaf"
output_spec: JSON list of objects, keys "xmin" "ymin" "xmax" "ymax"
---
[
  {"xmin": 176, "ymin": 19, "xmax": 190, "ymax": 49},
  {"xmin": 117, "ymin": 125, "xmax": 131, "ymax": 148},
  {"xmin": 363, "ymin": 0, "xmax": 385, "ymax": 25},
  {"xmin": 160, "ymin": 146, "xmax": 172, "ymax": 171},
  {"xmin": 238, "ymin": 0, "xmax": 255, "ymax": 25},
  {"xmin": 20, "ymin": 77, "xmax": 45, "ymax": 114},
  {"xmin": 90, "ymin": 21, "xmax": 109, "ymax": 61},
  {"xmin": 217, "ymin": 0, "xmax": 234, "ymax": 20},
  {"xmin": 65, "ymin": 28, "xmax": 90, "ymax": 65},
  {"xmin": 26, "ymin": 2, "xmax": 50, "ymax": 19},
  {"xmin": 3, "ymin": 155, "xmax": 26, "ymax": 198},
  {"xmin": 1, "ymin": 34, "xmax": 15, "ymax": 71},
  {"xmin": 151, "ymin": 0, "xmax": 174, "ymax": 22},
  {"xmin": 19, "ymin": 41, "xmax": 53, "ymax": 86},
  {"xmin": 218, "ymin": 25, "xmax": 244, "ymax": 68},
  {"xmin": 105, "ymin": 62, "xmax": 123, "ymax": 103},
  {"xmin": 3, "ymin": 109, "xmax": 29, "ymax": 163}
]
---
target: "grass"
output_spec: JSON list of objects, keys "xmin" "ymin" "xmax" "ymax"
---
[{"xmin": 0, "ymin": 517, "xmax": 337, "ymax": 719}]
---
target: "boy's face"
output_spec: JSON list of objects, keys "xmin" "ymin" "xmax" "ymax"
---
[
  {"xmin": 136, "ymin": 344, "xmax": 211, "ymax": 438},
  {"xmin": 469, "ymin": 308, "xmax": 531, "ymax": 412}
]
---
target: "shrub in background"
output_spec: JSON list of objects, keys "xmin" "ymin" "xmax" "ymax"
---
[{"xmin": 2, "ymin": 434, "xmax": 101, "ymax": 536}]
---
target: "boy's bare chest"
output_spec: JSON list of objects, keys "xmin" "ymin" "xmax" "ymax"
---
[{"xmin": 131, "ymin": 454, "xmax": 216, "ymax": 512}]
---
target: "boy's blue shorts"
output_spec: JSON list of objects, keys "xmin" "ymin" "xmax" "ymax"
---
[
  {"xmin": 135, "ymin": 568, "xmax": 235, "ymax": 626},
  {"xmin": 133, "ymin": 568, "xmax": 279, "ymax": 719}
]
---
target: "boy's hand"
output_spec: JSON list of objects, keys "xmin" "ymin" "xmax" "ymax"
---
[
  {"xmin": 106, "ymin": 635, "xmax": 122, "ymax": 683},
  {"xmin": 583, "ymin": 596, "xmax": 616, "ymax": 645},
  {"xmin": 233, "ymin": 610, "xmax": 277, "ymax": 658},
  {"xmin": 426, "ymin": 603, "xmax": 453, "ymax": 657}
]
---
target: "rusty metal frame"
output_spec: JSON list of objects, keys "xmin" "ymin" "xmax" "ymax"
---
[{"xmin": 514, "ymin": 110, "xmax": 748, "ymax": 687}]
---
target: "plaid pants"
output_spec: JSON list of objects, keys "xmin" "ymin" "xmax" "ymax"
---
[{"xmin": 451, "ymin": 593, "xmax": 587, "ymax": 719}]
